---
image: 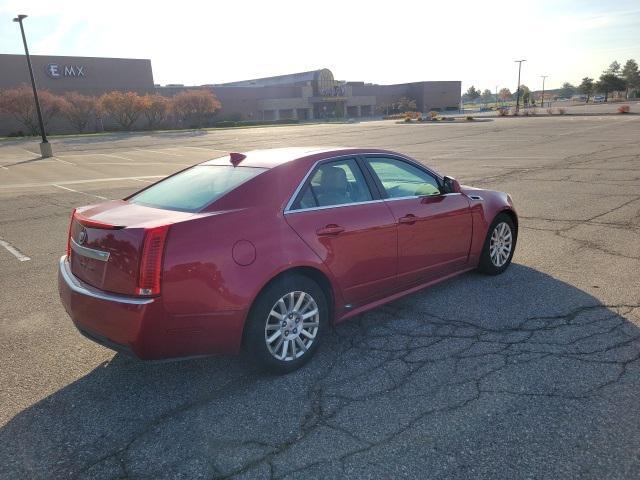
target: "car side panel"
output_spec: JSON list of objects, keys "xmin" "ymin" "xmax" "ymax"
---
[
  {"xmin": 461, "ymin": 187, "xmax": 518, "ymax": 265},
  {"xmin": 284, "ymin": 202, "xmax": 398, "ymax": 309},
  {"xmin": 382, "ymin": 194, "xmax": 473, "ymax": 287},
  {"xmin": 161, "ymin": 208, "xmax": 341, "ymax": 354}
]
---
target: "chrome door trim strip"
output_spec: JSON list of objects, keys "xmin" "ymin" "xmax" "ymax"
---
[
  {"xmin": 71, "ymin": 237, "xmax": 110, "ymax": 262},
  {"xmin": 283, "ymin": 193, "xmax": 462, "ymax": 215},
  {"xmin": 285, "ymin": 198, "xmax": 387, "ymax": 214},
  {"xmin": 283, "ymin": 154, "xmax": 357, "ymax": 213},
  {"xmin": 283, "ymin": 152, "xmax": 451, "ymax": 215},
  {"xmin": 357, "ymin": 152, "xmax": 445, "ymax": 183},
  {"xmin": 59, "ymin": 256, "xmax": 154, "ymax": 305}
]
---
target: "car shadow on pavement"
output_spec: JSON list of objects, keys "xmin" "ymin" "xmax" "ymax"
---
[{"xmin": 2, "ymin": 264, "xmax": 639, "ymax": 479}]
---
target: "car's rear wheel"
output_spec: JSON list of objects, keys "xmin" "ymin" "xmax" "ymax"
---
[
  {"xmin": 245, "ymin": 274, "xmax": 327, "ymax": 374},
  {"xmin": 478, "ymin": 213, "xmax": 516, "ymax": 275}
]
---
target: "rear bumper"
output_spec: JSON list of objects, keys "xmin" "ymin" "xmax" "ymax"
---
[{"xmin": 58, "ymin": 256, "xmax": 246, "ymax": 360}]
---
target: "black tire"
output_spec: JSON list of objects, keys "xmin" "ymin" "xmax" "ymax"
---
[
  {"xmin": 477, "ymin": 213, "xmax": 517, "ymax": 275},
  {"xmin": 244, "ymin": 274, "xmax": 328, "ymax": 374}
]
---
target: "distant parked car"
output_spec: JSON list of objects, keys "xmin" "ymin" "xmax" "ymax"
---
[
  {"xmin": 58, "ymin": 147, "xmax": 518, "ymax": 373},
  {"xmin": 593, "ymin": 96, "xmax": 605, "ymax": 103}
]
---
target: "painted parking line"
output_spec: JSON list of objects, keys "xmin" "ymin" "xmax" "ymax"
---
[
  {"xmin": 0, "ymin": 175, "xmax": 165, "ymax": 189},
  {"xmin": 52, "ymin": 184, "xmax": 108, "ymax": 200},
  {"xmin": 0, "ymin": 238, "xmax": 30, "ymax": 262},
  {"xmin": 96, "ymin": 153, "xmax": 135, "ymax": 161},
  {"xmin": 76, "ymin": 162, "xmax": 191, "ymax": 166},
  {"xmin": 133, "ymin": 148, "xmax": 184, "ymax": 157},
  {"xmin": 182, "ymin": 146, "xmax": 227, "ymax": 152},
  {"xmin": 54, "ymin": 157, "xmax": 75, "ymax": 165}
]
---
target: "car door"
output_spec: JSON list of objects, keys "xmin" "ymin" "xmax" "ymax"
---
[
  {"xmin": 285, "ymin": 157, "xmax": 398, "ymax": 309},
  {"xmin": 363, "ymin": 155, "xmax": 473, "ymax": 287}
]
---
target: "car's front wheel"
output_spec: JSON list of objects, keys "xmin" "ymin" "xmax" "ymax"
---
[
  {"xmin": 477, "ymin": 213, "xmax": 516, "ymax": 275},
  {"xmin": 245, "ymin": 274, "xmax": 328, "ymax": 374}
]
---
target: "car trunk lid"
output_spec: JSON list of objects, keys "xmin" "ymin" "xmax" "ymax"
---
[{"xmin": 68, "ymin": 200, "xmax": 198, "ymax": 296}]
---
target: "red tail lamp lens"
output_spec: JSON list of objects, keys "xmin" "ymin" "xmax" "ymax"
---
[
  {"xmin": 137, "ymin": 226, "xmax": 169, "ymax": 296},
  {"xmin": 66, "ymin": 208, "xmax": 77, "ymax": 257}
]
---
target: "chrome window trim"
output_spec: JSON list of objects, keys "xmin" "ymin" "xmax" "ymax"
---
[
  {"xmin": 71, "ymin": 237, "xmax": 110, "ymax": 262},
  {"xmin": 283, "ymin": 154, "xmax": 370, "ymax": 213},
  {"xmin": 284, "ymin": 192, "xmax": 461, "ymax": 215},
  {"xmin": 358, "ymin": 152, "xmax": 445, "ymax": 183},
  {"xmin": 283, "ymin": 152, "xmax": 448, "ymax": 215},
  {"xmin": 286, "ymin": 198, "xmax": 386, "ymax": 214},
  {"xmin": 59, "ymin": 256, "xmax": 154, "ymax": 306}
]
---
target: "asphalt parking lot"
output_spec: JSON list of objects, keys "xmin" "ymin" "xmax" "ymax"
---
[{"xmin": 1, "ymin": 115, "xmax": 639, "ymax": 479}]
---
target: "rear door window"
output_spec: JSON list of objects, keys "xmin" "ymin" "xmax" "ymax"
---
[
  {"xmin": 129, "ymin": 165, "xmax": 266, "ymax": 212},
  {"xmin": 290, "ymin": 158, "xmax": 372, "ymax": 210}
]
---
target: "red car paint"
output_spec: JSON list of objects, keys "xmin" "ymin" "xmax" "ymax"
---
[{"xmin": 58, "ymin": 147, "xmax": 517, "ymax": 360}]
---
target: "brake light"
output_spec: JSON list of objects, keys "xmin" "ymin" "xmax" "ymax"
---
[
  {"xmin": 66, "ymin": 208, "xmax": 76, "ymax": 257},
  {"xmin": 137, "ymin": 225, "xmax": 169, "ymax": 296}
]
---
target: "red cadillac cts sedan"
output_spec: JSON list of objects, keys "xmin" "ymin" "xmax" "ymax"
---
[{"xmin": 58, "ymin": 147, "xmax": 517, "ymax": 373}]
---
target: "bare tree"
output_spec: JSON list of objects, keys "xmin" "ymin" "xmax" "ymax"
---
[
  {"xmin": 100, "ymin": 91, "xmax": 146, "ymax": 130},
  {"xmin": 141, "ymin": 94, "xmax": 171, "ymax": 128},
  {"xmin": 172, "ymin": 89, "xmax": 222, "ymax": 127},
  {"xmin": 61, "ymin": 92, "xmax": 98, "ymax": 132},
  {"xmin": 0, "ymin": 86, "xmax": 65, "ymax": 135}
]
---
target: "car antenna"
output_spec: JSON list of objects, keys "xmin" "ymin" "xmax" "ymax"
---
[{"xmin": 229, "ymin": 152, "xmax": 246, "ymax": 167}]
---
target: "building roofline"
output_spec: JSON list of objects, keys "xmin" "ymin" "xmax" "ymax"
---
[{"xmin": 0, "ymin": 53, "xmax": 151, "ymax": 62}]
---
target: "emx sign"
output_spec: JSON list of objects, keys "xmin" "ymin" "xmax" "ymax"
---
[{"xmin": 45, "ymin": 63, "xmax": 86, "ymax": 79}]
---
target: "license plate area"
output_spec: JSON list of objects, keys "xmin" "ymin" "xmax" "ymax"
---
[{"xmin": 70, "ymin": 238, "xmax": 110, "ymax": 288}]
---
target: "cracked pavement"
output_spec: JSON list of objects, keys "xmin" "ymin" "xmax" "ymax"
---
[{"xmin": 1, "ymin": 116, "xmax": 639, "ymax": 479}]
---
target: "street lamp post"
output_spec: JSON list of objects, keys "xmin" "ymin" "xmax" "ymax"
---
[
  {"xmin": 514, "ymin": 59, "xmax": 526, "ymax": 114},
  {"xmin": 13, "ymin": 14, "xmax": 52, "ymax": 158},
  {"xmin": 540, "ymin": 75, "xmax": 548, "ymax": 109}
]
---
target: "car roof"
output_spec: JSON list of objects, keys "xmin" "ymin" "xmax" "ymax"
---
[{"xmin": 199, "ymin": 147, "xmax": 402, "ymax": 169}]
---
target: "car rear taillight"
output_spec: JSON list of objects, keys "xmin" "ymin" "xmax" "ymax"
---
[
  {"xmin": 66, "ymin": 208, "xmax": 76, "ymax": 258},
  {"xmin": 136, "ymin": 225, "xmax": 169, "ymax": 296}
]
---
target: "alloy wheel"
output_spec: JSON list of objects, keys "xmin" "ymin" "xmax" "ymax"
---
[
  {"xmin": 489, "ymin": 221, "xmax": 513, "ymax": 267},
  {"xmin": 265, "ymin": 291, "xmax": 319, "ymax": 361}
]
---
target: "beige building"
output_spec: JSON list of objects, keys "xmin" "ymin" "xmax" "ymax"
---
[
  {"xmin": 160, "ymin": 68, "xmax": 461, "ymax": 121},
  {"xmin": 0, "ymin": 53, "xmax": 154, "ymax": 95},
  {"xmin": 0, "ymin": 55, "xmax": 460, "ymax": 134}
]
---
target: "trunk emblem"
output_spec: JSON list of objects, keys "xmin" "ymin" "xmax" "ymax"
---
[{"xmin": 78, "ymin": 228, "xmax": 88, "ymax": 245}]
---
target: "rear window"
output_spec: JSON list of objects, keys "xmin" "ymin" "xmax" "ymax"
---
[{"xmin": 129, "ymin": 165, "xmax": 266, "ymax": 212}]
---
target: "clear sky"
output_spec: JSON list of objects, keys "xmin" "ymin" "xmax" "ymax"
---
[{"xmin": 1, "ymin": 0, "xmax": 639, "ymax": 92}]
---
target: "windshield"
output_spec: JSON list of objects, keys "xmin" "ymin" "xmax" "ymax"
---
[{"xmin": 129, "ymin": 165, "xmax": 266, "ymax": 212}]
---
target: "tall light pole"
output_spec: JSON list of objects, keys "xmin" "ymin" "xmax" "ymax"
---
[
  {"xmin": 495, "ymin": 85, "xmax": 498, "ymax": 108},
  {"xmin": 514, "ymin": 59, "xmax": 526, "ymax": 114},
  {"xmin": 13, "ymin": 14, "xmax": 52, "ymax": 158},
  {"xmin": 540, "ymin": 75, "xmax": 548, "ymax": 109}
]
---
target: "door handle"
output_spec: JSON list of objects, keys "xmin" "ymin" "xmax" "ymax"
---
[
  {"xmin": 398, "ymin": 214, "xmax": 417, "ymax": 225},
  {"xmin": 316, "ymin": 224, "xmax": 345, "ymax": 236}
]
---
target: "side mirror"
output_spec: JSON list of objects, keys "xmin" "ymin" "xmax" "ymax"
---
[{"xmin": 442, "ymin": 176, "xmax": 461, "ymax": 194}]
